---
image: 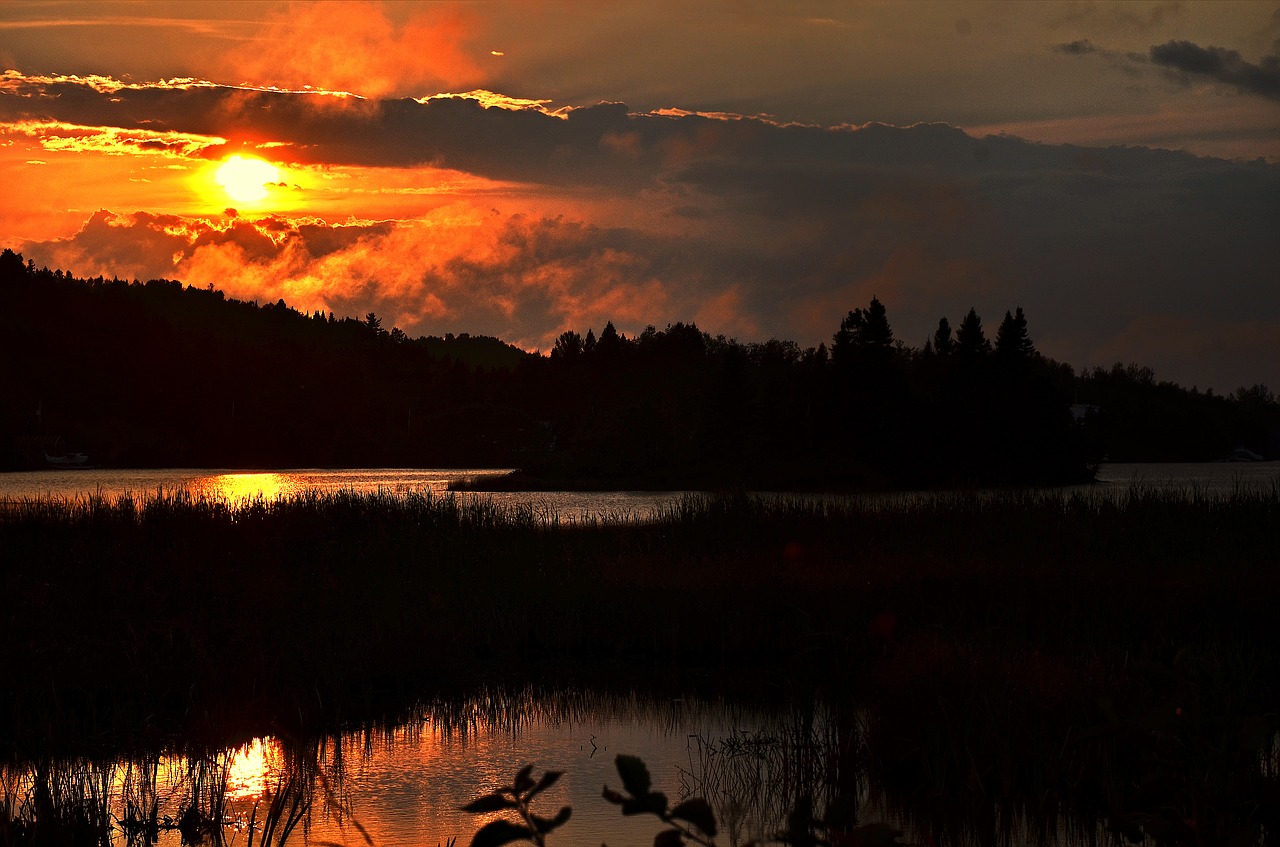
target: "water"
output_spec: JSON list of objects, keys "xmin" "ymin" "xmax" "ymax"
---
[
  {"xmin": 0, "ymin": 467, "xmax": 690, "ymax": 522},
  {"xmin": 3, "ymin": 692, "xmax": 858, "ymax": 847},
  {"xmin": 5, "ymin": 462, "xmax": 1275, "ymax": 845},
  {"xmin": 1, "ymin": 462, "xmax": 1275, "ymax": 522},
  {"xmin": 1091, "ymin": 460, "xmax": 1279, "ymax": 492}
]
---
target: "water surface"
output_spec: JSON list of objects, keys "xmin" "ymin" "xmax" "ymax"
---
[
  {"xmin": 5, "ymin": 692, "xmax": 863, "ymax": 847},
  {"xmin": 2, "ymin": 462, "xmax": 1275, "ymax": 523}
]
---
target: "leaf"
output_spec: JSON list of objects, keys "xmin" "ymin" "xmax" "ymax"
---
[
  {"xmin": 621, "ymin": 791, "xmax": 668, "ymax": 817},
  {"xmin": 670, "ymin": 798, "xmax": 717, "ymax": 837},
  {"xmin": 469, "ymin": 819, "xmax": 535, "ymax": 847},
  {"xmin": 527, "ymin": 770, "xmax": 563, "ymax": 800},
  {"xmin": 654, "ymin": 830, "xmax": 685, "ymax": 847},
  {"xmin": 461, "ymin": 792, "xmax": 518, "ymax": 814},
  {"xmin": 602, "ymin": 787, "xmax": 627, "ymax": 805},
  {"xmin": 615, "ymin": 755, "xmax": 652, "ymax": 797},
  {"xmin": 531, "ymin": 806, "xmax": 572, "ymax": 834},
  {"xmin": 513, "ymin": 764, "xmax": 536, "ymax": 794}
]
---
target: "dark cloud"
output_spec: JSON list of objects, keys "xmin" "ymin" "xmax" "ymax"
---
[
  {"xmin": 1149, "ymin": 40, "xmax": 1280, "ymax": 101},
  {"xmin": 1056, "ymin": 40, "xmax": 1098, "ymax": 56},
  {"xmin": 0, "ymin": 74, "xmax": 1031, "ymax": 191},
  {"xmin": 7, "ymin": 72, "xmax": 1280, "ymax": 391}
]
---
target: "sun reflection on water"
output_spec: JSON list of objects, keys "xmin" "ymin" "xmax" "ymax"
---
[
  {"xmin": 225, "ymin": 737, "xmax": 280, "ymax": 801},
  {"xmin": 198, "ymin": 473, "xmax": 306, "ymax": 503}
]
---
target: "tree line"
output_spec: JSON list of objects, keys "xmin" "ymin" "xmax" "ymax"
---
[{"xmin": 2, "ymin": 247, "xmax": 1276, "ymax": 485}]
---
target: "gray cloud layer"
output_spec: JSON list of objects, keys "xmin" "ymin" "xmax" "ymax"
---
[
  {"xmin": 1149, "ymin": 40, "xmax": 1280, "ymax": 101},
  {"xmin": 5, "ymin": 73, "xmax": 1280, "ymax": 392}
]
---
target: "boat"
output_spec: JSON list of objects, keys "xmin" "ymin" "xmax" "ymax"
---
[{"xmin": 44, "ymin": 451, "xmax": 91, "ymax": 468}]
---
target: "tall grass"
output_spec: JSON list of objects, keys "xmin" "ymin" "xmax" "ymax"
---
[
  {"xmin": 3, "ymin": 484, "xmax": 1277, "ymax": 842},
  {"xmin": 3, "ymin": 485, "xmax": 1276, "ymax": 736}
]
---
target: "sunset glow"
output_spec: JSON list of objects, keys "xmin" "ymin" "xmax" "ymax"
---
[
  {"xmin": 0, "ymin": 1, "xmax": 1277, "ymax": 391},
  {"xmin": 225, "ymin": 738, "xmax": 280, "ymax": 801},
  {"xmin": 214, "ymin": 156, "xmax": 281, "ymax": 204},
  {"xmin": 202, "ymin": 473, "xmax": 303, "ymax": 503}
]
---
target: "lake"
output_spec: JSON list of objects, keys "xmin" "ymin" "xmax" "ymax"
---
[
  {"xmin": 4, "ymin": 691, "xmax": 866, "ymax": 846},
  {"xmin": 1, "ymin": 461, "xmax": 1276, "ymax": 521},
  {"xmin": 0, "ymin": 467, "xmax": 692, "ymax": 522},
  {"xmin": 3, "ymin": 462, "xmax": 1275, "ymax": 845}
]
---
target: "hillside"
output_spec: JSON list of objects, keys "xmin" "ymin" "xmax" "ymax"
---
[{"xmin": 3, "ymin": 247, "xmax": 1276, "ymax": 482}]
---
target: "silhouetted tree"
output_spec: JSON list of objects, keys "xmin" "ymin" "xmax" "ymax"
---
[
  {"xmin": 932, "ymin": 317, "xmax": 956, "ymax": 355},
  {"xmin": 551, "ymin": 330, "xmax": 584, "ymax": 361},
  {"xmin": 0, "ymin": 247, "xmax": 25, "ymax": 282},
  {"xmin": 995, "ymin": 307, "xmax": 1035, "ymax": 359},
  {"xmin": 956, "ymin": 307, "xmax": 990, "ymax": 357},
  {"xmin": 583, "ymin": 328, "xmax": 597, "ymax": 355},
  {"xmin": 833, "ymin": 297, "xmax": 894, "ymax": 363},
  {"xmin": 595, "ymin": 321, "xmax": 624, "ymax": 359}
]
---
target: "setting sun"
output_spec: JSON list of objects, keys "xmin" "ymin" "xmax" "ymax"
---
[{"xmin": 215, "ymin": 155, "xmax": 280, "ymax": 203}]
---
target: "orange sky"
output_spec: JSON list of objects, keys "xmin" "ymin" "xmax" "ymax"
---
[{"xmin": 2, "ymin": 1, "xmax": 1278, "ymax": 391}]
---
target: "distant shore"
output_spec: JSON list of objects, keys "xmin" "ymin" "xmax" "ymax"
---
[{"xmin": 446, "ymin": 462, "xmax": 1101, "ymax": 493}]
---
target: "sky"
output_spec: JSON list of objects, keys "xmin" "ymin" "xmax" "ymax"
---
[{"xmin": 2, "ymin": 0, "xmax": 1278, "ymax": 392}]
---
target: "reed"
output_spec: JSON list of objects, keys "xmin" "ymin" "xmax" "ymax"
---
[
  {"xmin": 3, "ymin": 484, "xmax": 1277, "ymax": 842},
  {"xmin": 3, "ymin": 485, "xmax": 1276, "ymax": 727}
]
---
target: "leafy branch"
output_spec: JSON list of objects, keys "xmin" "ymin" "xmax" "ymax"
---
[
  {"xmin": 464, "ymin": 756, "xmax": 910, "ymax": 847},
  {"xmin": 460, "ymin": 764, "xmax": 571, "ymax": 847},
  {"xmin": 602, "ymin": 754, "xmax": 718, "ymax": 846}
]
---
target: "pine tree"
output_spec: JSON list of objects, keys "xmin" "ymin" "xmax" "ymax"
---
[
  {"xmin": 995, "ymin": 307, "xmax": 1035, "ymax": 358},
  {"xmin": 956, "ymin": 307, "xmax": 990, "ymax": 357},
  {"xmin": 933, "ymin": 316, "xmax": 956, "ymax": 355},
  {"xmin": 833, "ymin": 297, "xmax": 894, "ymax": 362},
  {"xmin": 596, "ymin": 321, "xmax": 623, "ymax": 358}
]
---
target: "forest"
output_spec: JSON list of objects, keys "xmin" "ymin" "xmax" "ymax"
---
[{"xmin": 2, "ymin": 247, "xmax": 1277, "ymax": 485}]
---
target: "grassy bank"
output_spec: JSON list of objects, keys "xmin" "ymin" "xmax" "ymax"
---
[
  {"xmin": 3, "ymin": 485, "xmax": 1278, "ymax": 841},
  {"xmin": 3, "ymin": 485, "xmax": 1277, "ymax": 736}
]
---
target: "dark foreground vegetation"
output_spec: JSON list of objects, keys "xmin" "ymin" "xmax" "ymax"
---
[
  {"xmin": 3, "ymin": 486, "xmax": 1278, "ymax": 844},
  {"xmin": 5, "ymin": 248, "xmax": 1277, "ymax": 487}
]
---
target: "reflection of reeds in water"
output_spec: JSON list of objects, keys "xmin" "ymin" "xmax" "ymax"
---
[
  {"xmin": 1, "ymin": 759, "xmax": 113, "ymax": 845},
  {"xmin": 0, "ymin": 741, "xmax": 326, "ymax": 847},
  {"xmin": 679, "ymin": 705, "xmax": 850, "ymax": 845},
  {"xmin": 4, "ymin": 485, "xmax": 1280, "ymax": 844},
  {"xmin": 244, "ymin": 766, "xmax": 314, "ymax": 847}
]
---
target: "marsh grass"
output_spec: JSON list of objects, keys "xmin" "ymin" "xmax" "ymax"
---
[
  {"xmin": 3, "ymin": 484, "xmax": 1278, "ymax": 842},
  {"xmin": 677, "ymin": 704, "xmax": 852, "ymax": 845}
]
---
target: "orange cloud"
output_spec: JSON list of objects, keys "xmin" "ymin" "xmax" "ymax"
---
[
  {"xmin": 223, "ymin": 1, "xmax": 485, "ymax": 98},
  {"xmin": 695, "ymin": 287, "xmax": 760, "ymax": 341},
  {"xmin": 24, "ymin": 208, "xmax": 680, "ymax": 352},
  {"xmin": 2, "ymin": 118, "xmax": 226, "ymax": 158}
]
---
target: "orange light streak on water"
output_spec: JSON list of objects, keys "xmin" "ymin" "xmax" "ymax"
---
[
  {"xmin": 225, "ymin": 737, "xmax": 281, "ymax": 801},
  {"xmin": 198, "ymin": 472, "xmax": 306, "ymax": 502}
]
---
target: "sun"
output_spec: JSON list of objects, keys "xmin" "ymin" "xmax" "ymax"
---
[{"xmin": 215, "ymin": 155, "xmax": 280, "ymax": 203}]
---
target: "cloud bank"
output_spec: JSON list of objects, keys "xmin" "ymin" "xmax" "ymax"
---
[
  {"xmin": 1148, "ymin": 40, "xmax": 1280, "ymax": 102},
  {"xmin": 4, "ymin": 72, "xmax": 1279, "ymax": 392}
]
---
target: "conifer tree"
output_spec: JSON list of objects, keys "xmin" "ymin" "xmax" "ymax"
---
[
  {"xmin": 932, "ymin": 316, "xmax": 956, "ymax": 355},
  {"xmin": 596, "ymin": 321, "xmax": 623, "ymax": 358},
  {"xmin": 995, "ymin": 307, "xmax": 1035, "ymax": 358},
  {"xmin": 956, "ymin": 307, "xmax": 990, "ymax": 357},
  {"xmin": 833, "ymin": 297, "xmax": 894, "ymax": 362}
]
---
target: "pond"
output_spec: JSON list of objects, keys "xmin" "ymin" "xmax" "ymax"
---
[
  {"xmin": 3, "ymin": 464, "xmax": 1276, "ymax": 845},
  {"xmin": 1, "ymin": 461, "xmax": 1276, "ymax": 521},
  {"xmin": 4, "ymin": 690, "xmax": 898, "ymax": 847},
  {"xmin": 0, "ymin": 467, "xmax": 690, "ymax": 522}
]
